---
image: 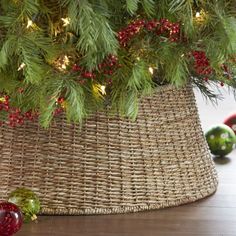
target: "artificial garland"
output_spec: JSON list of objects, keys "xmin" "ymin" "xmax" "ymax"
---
[
  {"xmin": 0, "ymin": 1, "xmax": 235, "ymax": 127},
  {"xmin": 0, "ymin": 18, "xmax": 235, "ymax": 127}
]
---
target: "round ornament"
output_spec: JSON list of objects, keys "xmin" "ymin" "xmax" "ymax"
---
[
  {"xmin": 0, "ymin": 202, "xmax": 23, "ymax": 236},
  {"xmin": 205, "ymin": 124, "xmax": 236, "ymax": 156},
  {"xmin": 224, "ymin": 113, "xmax": 236, "ymax": 134},
  {"xmin": 8, "ymin": 188, "xmax": 40, "ymax": 222}
]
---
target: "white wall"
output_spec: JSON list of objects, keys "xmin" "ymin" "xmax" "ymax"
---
[{"xmin": 194, "ymin": 87, "xmax": 236, "ymax": 132}]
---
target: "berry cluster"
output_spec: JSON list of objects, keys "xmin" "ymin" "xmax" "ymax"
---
[
  {"xmin": 72, "ymin": 55, "xmax": 118, "ymax": 84},
  {"xmin": 192, "ymin": 51, "xmax": 230, "ymax": 86},
  {"xmin": 55, "ymin": 97, "xmax": 66, "ymax": 115},
  {"xmin": 192, "ymin": 51, "xmax": 213, "ymax": 77},
  {"xmin": 72, "ymin": 64, "xmax": 95, "ymax": 79},
  {"xmin": 0, "ymin": 95, "xmax": 66, "ymax": 127},
  {"xmin": 118, "ymin": 19, "xmax": 145, "ymax": 47},
  {"xmin": 0, "ymin": 96, "xmax": 38, "ymax": 127},
  {"xmin": 118, "ymin": 18, "xmax": 180, "ymax": 47}
]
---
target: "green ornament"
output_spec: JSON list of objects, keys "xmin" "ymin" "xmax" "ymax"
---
[
  {"xmin": 8, "ymin": 188, "xmax": 40, "ymax": 222},
  {"xmin": 205, "ymin": 124, "xmax": 236, "ymax": 157}
]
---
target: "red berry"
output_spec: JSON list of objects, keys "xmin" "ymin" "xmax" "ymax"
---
[
  {"xmin": 57, "ymin": 97, "xmax": 65, "ymax": 104},
  {"xmin": 72, "ymin": 64, "xmax": 81, "ymax": 72},
  {"xmin": 82, "ymin": 72, "xmax": 94, "ymax": 78}
]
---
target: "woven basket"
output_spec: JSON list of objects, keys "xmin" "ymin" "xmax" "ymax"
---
[{"xmin": 0, "ymin": 84, "xmax": 218, "ymax": 215}]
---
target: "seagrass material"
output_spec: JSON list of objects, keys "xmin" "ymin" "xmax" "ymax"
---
[{"xmin": 0, "ymin": 84, "xmax": 218, "ymax": 215}]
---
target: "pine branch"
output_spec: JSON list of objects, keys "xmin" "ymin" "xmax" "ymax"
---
[
  {"xmin": 126, "ymin": 0, "xmax": 140, "ymax": 15},
  {"xmin": 60, "ymin": 0, "xmax": 118, "ymax": 69},
  {"xmin": 39, "ymin": 76, "xmax": 64, "ymax": 128},
  {"xmin": 22, "ymin": 0, "xmax": 40, "ymax": 18},
  {"xmin": 157, "ymin": 43, "xmax": 190, "ymax": 87},
  {"xmin": 17, "ymin": 35, "xmax": 50, "ymax": 84},
  {"xmin": 0, "ymin": 35, "xmax": 18, "ymax": 69},
  {"xmin": 111, "ymin": 57, "xmax": 154, "ymax": 119},
  {"xmin": 221, "ymin": 17, "xmax": 236, "ymax": 53},
  {"xmin": 64, "ymin": 79, "xmax": 86, "ymax": 123},
  {"xmin": 39, "ymin": 75, "xmax": 87, "ymax": 127},
  {"xmin": 141, "ymin": 0, "xmax": 155, "ymax": 17},
  {"xmin": 0, "ymin": 70, "xmax": 20, "ymax": 93}
]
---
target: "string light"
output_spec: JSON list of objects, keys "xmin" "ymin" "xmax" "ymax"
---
[
  {"xmin": 149, "ymin": 67, "xmax": 154, "ymax": 75},
  {"xmin": 18, "ymin": 63, "xmax": 26, "ymax": 71},
  {"xmin": 61, "ymin": 56, "xmax": 70, "ymax": 70},
  {"xmin": 100, "ymin": 85, "xmax": 106, "ymax": 95},
  {"xmin": 26, "ymin": 19, "xmax": 33, "ymax": 28},
  {"xmin": 61, "ymin": 17, "xmax": 70, "ymax": 27},
  {"xmin": 195, "ymin": 12, "xmax": 201, "ymax": 18}
]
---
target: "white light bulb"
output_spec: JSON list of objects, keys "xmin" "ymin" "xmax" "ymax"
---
[
  {"xmin": 61, "ymin": 17, "xmax": 70, "ymax": 27},
  {"xmin": 64, "ymin": 56, "xmax": 69, "ymax": 65},
  {"xmin": 18, "ymin": 63, "xmax": 26, "ymax": 71},
  {"xmin": 196, "ymin": 12, "xmax": 201, "ymax": 18},
  {"xmin": 61, "ymin": 64, "xmax": 67, "ymax": 70},
  {"xmin": 149, "ymin": 67, "xmax": 154, "ymax": 75},
  {"xmin": 27, "ymin": 19, "xmax": 33, "ymax": 28},
  {"xmin": 60, "ymin": 56, "xmax": 70, "ymax": 70},
  {"xmin": 101, "ymin": 85, "xmax": 106, "ymax": 95}
]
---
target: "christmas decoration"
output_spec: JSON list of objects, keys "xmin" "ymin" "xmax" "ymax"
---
[
  {"xmin": 8, "ymin": 188, "xmax": 41, "ymax": 222},
  {"xmin": 118, "ymin": 18, "xmax": 180, "ymax": 47},
  {"xmin": 0, "ymin": 1, "xmax": 235, "ymax": 127},
  {"xmin": 192, "ymin": 51, "xmax": 213, "ymax": 76},
  {"xmin": 0, "ymin": 202, "xmax": 23, "ymax": 236},
  {"xmin": 205, "ymin": 124, "xmax": 236, "ymax": 156},
  {"xmin": 224, "ymin": 113, "xmax": 236, "ymax": 134}
]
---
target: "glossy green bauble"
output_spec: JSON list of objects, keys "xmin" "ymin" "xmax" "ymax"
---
[
  {"xmin": 205, "ymin": 124, "xmax": 236, "ymax": 157},
  {"xmin": 8, "ymin": 188, "xmax": 40, "ymax": 222}
]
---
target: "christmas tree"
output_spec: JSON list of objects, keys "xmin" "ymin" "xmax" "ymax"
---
[{"xmin": 0, "ymin": 0, "xmax": 235, "ymax": 127}]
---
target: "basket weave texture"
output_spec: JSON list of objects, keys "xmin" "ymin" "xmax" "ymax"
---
[{"xmin": 0, "ymin": 84, "xmax": 218, "ymax": 215}]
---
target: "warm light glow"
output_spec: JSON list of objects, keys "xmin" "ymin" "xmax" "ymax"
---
[
  {"xmin": 64, "ymin": 56, "xmax": 69, "ymax": 64},
  {"xmin": 195, "ymin": 12, "xmax": 201, "ymax": 18},
  {"xmin": 136, "ymin": 57, "xmax": 140, "ymax": 61},
  {"xmin": 101, "ymin": 85, "xmax": 106, "ymax": 95},
  {"xmin": 18, "ymin": 63, "xmax": 26, "ymax": 71},
  {"xmin": 61, "ymin": 64, "xmax": 67, "ymax": 70},
  {"xmin": 27, "ymin": 19, "xmax": 33, "ymax": 28},
  {"xmin": 61, "ymin": 56, "xmax": 70, "ymax": 70},
  {"xmin": 149, "ymin": 67, "xmax": 154, "ymax": 75},
  {"xmin": 61, "ymin": 17, "xmax": 70, "ymax": 27}
]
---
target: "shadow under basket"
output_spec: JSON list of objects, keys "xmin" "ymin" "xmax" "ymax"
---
[{"xmin": 0, "ymin": 84, "xmax": 218, "ymax": 215}]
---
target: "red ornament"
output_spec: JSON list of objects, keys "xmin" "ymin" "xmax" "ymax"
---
[
  {"xmin": 224, "ymin": 113, "xmax": 236, "ymax": 134},
  {"xmin": 0, "ymin": 202, "xmax": 23, "ymax": 236}
]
